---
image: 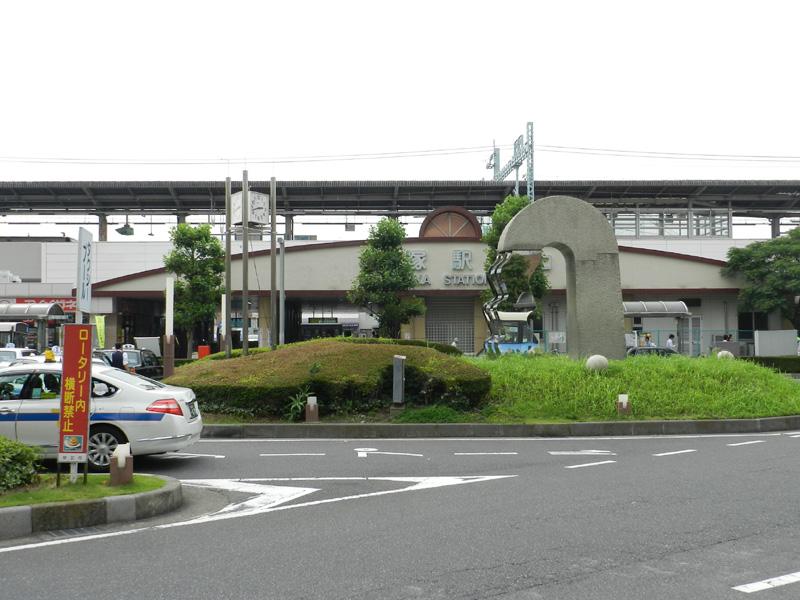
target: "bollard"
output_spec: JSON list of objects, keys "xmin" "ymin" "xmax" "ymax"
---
[
  {"xmin": 392, "ymin": 355, "xmax": 406, "ymax": 405},
  {"xmin": 390, "ymin": 355, "xmax": 406, "ymax": 417},
  {"xmin": 616, "ymin": 393, "xmax": 631, "ymax": 415},
  {"xmin": 305, "ymin": 395, "xmax": 319, "ymax": 423},
  {"xmin": 109, "ymin": 443, "xmax": 134, "ymax": 486}
]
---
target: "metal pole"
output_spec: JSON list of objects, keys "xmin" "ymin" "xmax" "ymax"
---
[
  {"xmin": 242, "ymin": 170, "xmax": 249, "ymax": 357},
  {"xmin": 224, "ymin": 178, "xmax": 232, "ymax": 358},
  {"xmin": 270, "ymin": 177, "xmax": 277, "ymax": 350},
  {"xmin": 279, "ymin": 237, "xmax": 285, "ymax": 345}
]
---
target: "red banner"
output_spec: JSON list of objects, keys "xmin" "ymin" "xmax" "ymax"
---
[{"xmin": 58, "ymin": 324, "xmax": 93, "ymax": 463}]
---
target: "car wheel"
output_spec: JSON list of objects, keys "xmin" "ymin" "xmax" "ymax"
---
[{"xmin": 88, "ymin": 425, "xmax": 127, "ymax": 471}]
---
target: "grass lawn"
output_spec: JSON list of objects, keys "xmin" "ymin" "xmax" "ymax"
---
[
  {"xmin": 0, "ymin": 474, "xmax": 165, "ymax": 508},
  {"xmin": 470, "ymin": 353, "xmax": 800, "ymax": 422}
]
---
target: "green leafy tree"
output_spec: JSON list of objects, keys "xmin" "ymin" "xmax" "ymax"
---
[
  {"xmin": 348, "ymin": 218, "xmax": 425, "ymax": 338},
  {"xmin": 163, "ymin": 223, "xmax": 225, "ymax": 357},
  {"xmin": 722, "ymin": 228, "xmax": 800, "ymax": 329},
  {"xmin": 482, "ymin": 195, "xmax": 550, "ymax": 315}
]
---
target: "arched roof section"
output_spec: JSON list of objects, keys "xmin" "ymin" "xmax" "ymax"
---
[
  {"xmin": 0, "ymin": 302, "xmax": 66, "ymax": 320},
  {"xmin": 419, "ymin": 206, "xmax": 482, "ymax": 239}
]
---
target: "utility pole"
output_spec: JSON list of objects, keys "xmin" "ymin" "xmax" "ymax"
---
[
  {"xmin": 242, "ymin": 170, "xmax": 249, "ymax": 357},
  {"xmin": 270, "ymin": 177, "xmax": 277, "ymax": 350},
  {"xmin": 279, "ymin": 236, "xmax": 285, "ymax": 345},
  {"xmin": 224, "ymin": 177, "xmax": 232, "ymax": 358}
]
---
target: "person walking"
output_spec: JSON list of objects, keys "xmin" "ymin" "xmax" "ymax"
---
[{"xmin": 665, "ymin": 334, "xmax": 676, "ymax": 350}]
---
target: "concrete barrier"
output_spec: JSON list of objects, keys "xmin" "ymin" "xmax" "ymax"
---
[{"xmin": 0, "ymin": 475, "xmax": 182, "ymax": 541}]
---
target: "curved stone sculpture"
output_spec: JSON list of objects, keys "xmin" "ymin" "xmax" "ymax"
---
[{"xmin": 497, "ymin": 195, "xmax": 626, "ymax": 359}]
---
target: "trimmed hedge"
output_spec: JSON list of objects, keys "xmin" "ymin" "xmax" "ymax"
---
[
  {"xmin": 742, "ymin": 355, "xmax": 800, "ymax": 373},
  {"xmin": 165, "ymin": 339, "xmax": 488, "ymax": 417},
  {"xmin": 335, "ymin": 336, "xmax": 463, "ymax": 356},
  {"xmin": 0, "ymin": 437, "xmax": 39, "ymax": 493},
  {"xmin": 204, "ymin": 347, "xmax": 272, "ymax": 361}
]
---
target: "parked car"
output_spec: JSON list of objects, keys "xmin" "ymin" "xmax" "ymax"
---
[
  {"xmin": 626, "ymin": 346, "xmax": 679, "ymax": 357},
  {"xmin": 0, "ymin": 347, "xmax": 37, "ymax": 367},
  {"xmin": 99, "ymin": 347, "xmax": 163, "ymax": 380},
  {"xmin": 0, "ymin": 361, "xmax": 202, "ymax": 470}
]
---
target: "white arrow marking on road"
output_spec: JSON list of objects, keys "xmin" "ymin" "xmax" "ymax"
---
[
  {"xmin": 548, "ymin": 450, "xmax": 617, "ymax": 456},
  {"xmin": 733, "ymin": 569, "xmax": 800, "ymax": 593},
  {"xmin": 0, "ymin": 475, "xmax": 514, "ymax": 555},
  {"xmin": 354, "ymin": 447, "xmax": 423, "ymax": 458}
]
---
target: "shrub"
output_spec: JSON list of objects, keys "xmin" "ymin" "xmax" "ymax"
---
[
  {"xmin": 0, "ymin": 437, "xmax": 40, "ymax": 493},
  {"xmin": 204, "ymin": 347, "xmax": 272, "ymax": 361},
  {"xmin": 166, "ymin": 339, "xmax": 488, "ymax": 418},
  {"xmin": 392, "ymin": 405, "xmax": 469, "ymax": 423},
  {"xmin": 742, "ymin": 356, "xmax": 800, "ymax": 373},
  {"xmin": 336, "ymin": 336, "xmax": 462, "ymax": 356}
]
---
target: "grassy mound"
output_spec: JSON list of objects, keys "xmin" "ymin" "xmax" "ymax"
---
[
  {"xmin": 166, "ymin": 338, "xmax": 490, "ymax": 417},
  {"xmin": 470, "ymin": 354, "xmax": 800, "ymax": 422}
]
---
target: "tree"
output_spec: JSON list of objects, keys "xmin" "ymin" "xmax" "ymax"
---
[
  {"xmin": 722, "ymin": 228, "xmax": 800, "ymax": 330},
  {"xmin": 348, "ymin": 218, "xmax": 425, "ymax": 338},
  {"xmin": 163, "ymin": 223, "xmax": 225, "ymax": 357},
  {"xmin": 482, "ymin": 195, "xmax": 550, "ymax": 315}
]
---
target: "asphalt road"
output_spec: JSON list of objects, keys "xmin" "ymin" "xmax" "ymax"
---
[{"xmin": 2, "ymin": 432, "xmax": 799, "ymax": 600}]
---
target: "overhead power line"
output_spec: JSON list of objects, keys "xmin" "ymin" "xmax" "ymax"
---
[{"xmin": 1, "ymin": 143, "xmax": 800, "ymax": 166}]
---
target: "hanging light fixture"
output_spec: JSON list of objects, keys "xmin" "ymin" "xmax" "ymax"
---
[{"xmin": 115, "ymin": 215, "xmax": 134, "ymax": 236}]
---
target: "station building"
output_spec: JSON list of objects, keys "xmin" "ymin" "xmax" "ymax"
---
[{"xmin": 1, "ymin": 180, "xmax": 797, "ymax": 356}]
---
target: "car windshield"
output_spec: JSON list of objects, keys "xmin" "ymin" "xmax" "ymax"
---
[
  {"xmin": 101, "ymin": 368, "xmax": 166, "ymax": 389},
  {"xmin": 102, "ymin": 350, "xmax": 142, "ymax": 367}
]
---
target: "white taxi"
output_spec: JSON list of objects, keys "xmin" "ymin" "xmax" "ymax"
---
[{"xmin": 0, "ymin": 362, "xmax": 202, "ymax": 470}]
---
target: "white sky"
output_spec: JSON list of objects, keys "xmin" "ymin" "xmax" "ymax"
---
[{"xmin": 1, "ymin": 0, "xmax": 799, "ymax": 241}]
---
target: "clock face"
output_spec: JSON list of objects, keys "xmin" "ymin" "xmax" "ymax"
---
[{"xmin": 231, "ymin": 191, "xmax": 269, "ymax": 225}]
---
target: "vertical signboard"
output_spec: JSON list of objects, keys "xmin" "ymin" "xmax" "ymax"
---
[
  {"xmin": 76, "ymin": 227, "xmax": 93, "ymax": 314},
  {"xmin": 58, "ymin": 324, "xmax": 93, "ymax": 464}
]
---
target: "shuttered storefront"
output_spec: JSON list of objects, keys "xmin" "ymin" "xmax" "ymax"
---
[{"xmin": 425, "ymin": 297, "xmax": 475, "ymax": 353}]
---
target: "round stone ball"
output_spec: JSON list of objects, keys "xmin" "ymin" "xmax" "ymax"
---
[
  {"xmin": 586, "ymin": 354, "xmax": 609, "ymax": 371},
  {"xmin": 717, "ymin": 350, "xmax": 735, "ymax": 359}
]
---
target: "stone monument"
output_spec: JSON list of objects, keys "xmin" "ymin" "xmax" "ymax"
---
[{"xmin": 497, "ymin": 195, "xmax": 626, "ymax": 359}]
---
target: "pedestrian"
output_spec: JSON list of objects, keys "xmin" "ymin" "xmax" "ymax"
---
[
  {"xmin": 110, "ymin": 343, "xmax": 125, "ymax": 369},
  {"xmin": 644, "ymin": 334, "xmax": 656, "ymax": 347},
  {"xmin": 665, "ymin": 334, "xmax": 676, "ymax": 349}
]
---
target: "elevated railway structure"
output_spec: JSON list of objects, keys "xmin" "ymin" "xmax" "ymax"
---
[{"xmin": 1, "ymin": 180, "xmax": 798, "ymax": 240}]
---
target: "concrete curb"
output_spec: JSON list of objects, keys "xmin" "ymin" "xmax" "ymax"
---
[
  {"xmin": 202, "ymin": 415, "xmax": 800, "ymax": 439},
  {"xmin": 0, "ymin": 475, "xmax": 182, "ymax": 541}
]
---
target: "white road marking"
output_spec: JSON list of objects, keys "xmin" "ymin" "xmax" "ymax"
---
[
  {"xmin": 548, "ymin": 450, "xmax": 616, "ymax": 456},
  {"xmin": 788, "ymin": 434, "xmax": 800, "ymax": 438},
  {"xmin": 564, "ymin": 460, "xmax": 616, "ymax": 469},
  {"xmin": 727, "ymin": 440, "xmax": 766, "ymax": 447},
  {"xmin": 453, "ymin": 452, "xmax": 519, "ymax": 456},
  {"xmin": 653, "ymin": 449, "xmax": 697, "ymax": 457},
  {"xmin": 199, "ymin": 433, "xmax": 783, "ymax": 443},
  {"xmin": 0, "ymin": 475, "xmax": 514, "ymax": 554},
  {"xmin": 259, "ymin": 453, "xmax": 326, "ymax": 457},
  {"xmin": 354, "ymin": 447, "xmax": 423, "ymax": 458},
  {"xmin": 733, "ymin": 570, "xmax": 800, "ymax": 593},
  {"xmin": 170, "ymin": 452, "xmax": 226, "ymax": 459}
]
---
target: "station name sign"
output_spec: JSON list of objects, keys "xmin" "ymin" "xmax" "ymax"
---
[{"xmin": 407, "ymin": 249, "xmax": 488, "ymax": 288}]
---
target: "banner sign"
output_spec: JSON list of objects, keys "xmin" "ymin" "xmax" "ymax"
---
[
  {"xmin": 76, "ymin": 227, "xmax": 93, "ymax": 313},
  {"xmin": 58, "ymin": 324, "xmax": 93, "ymax": 464}
]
